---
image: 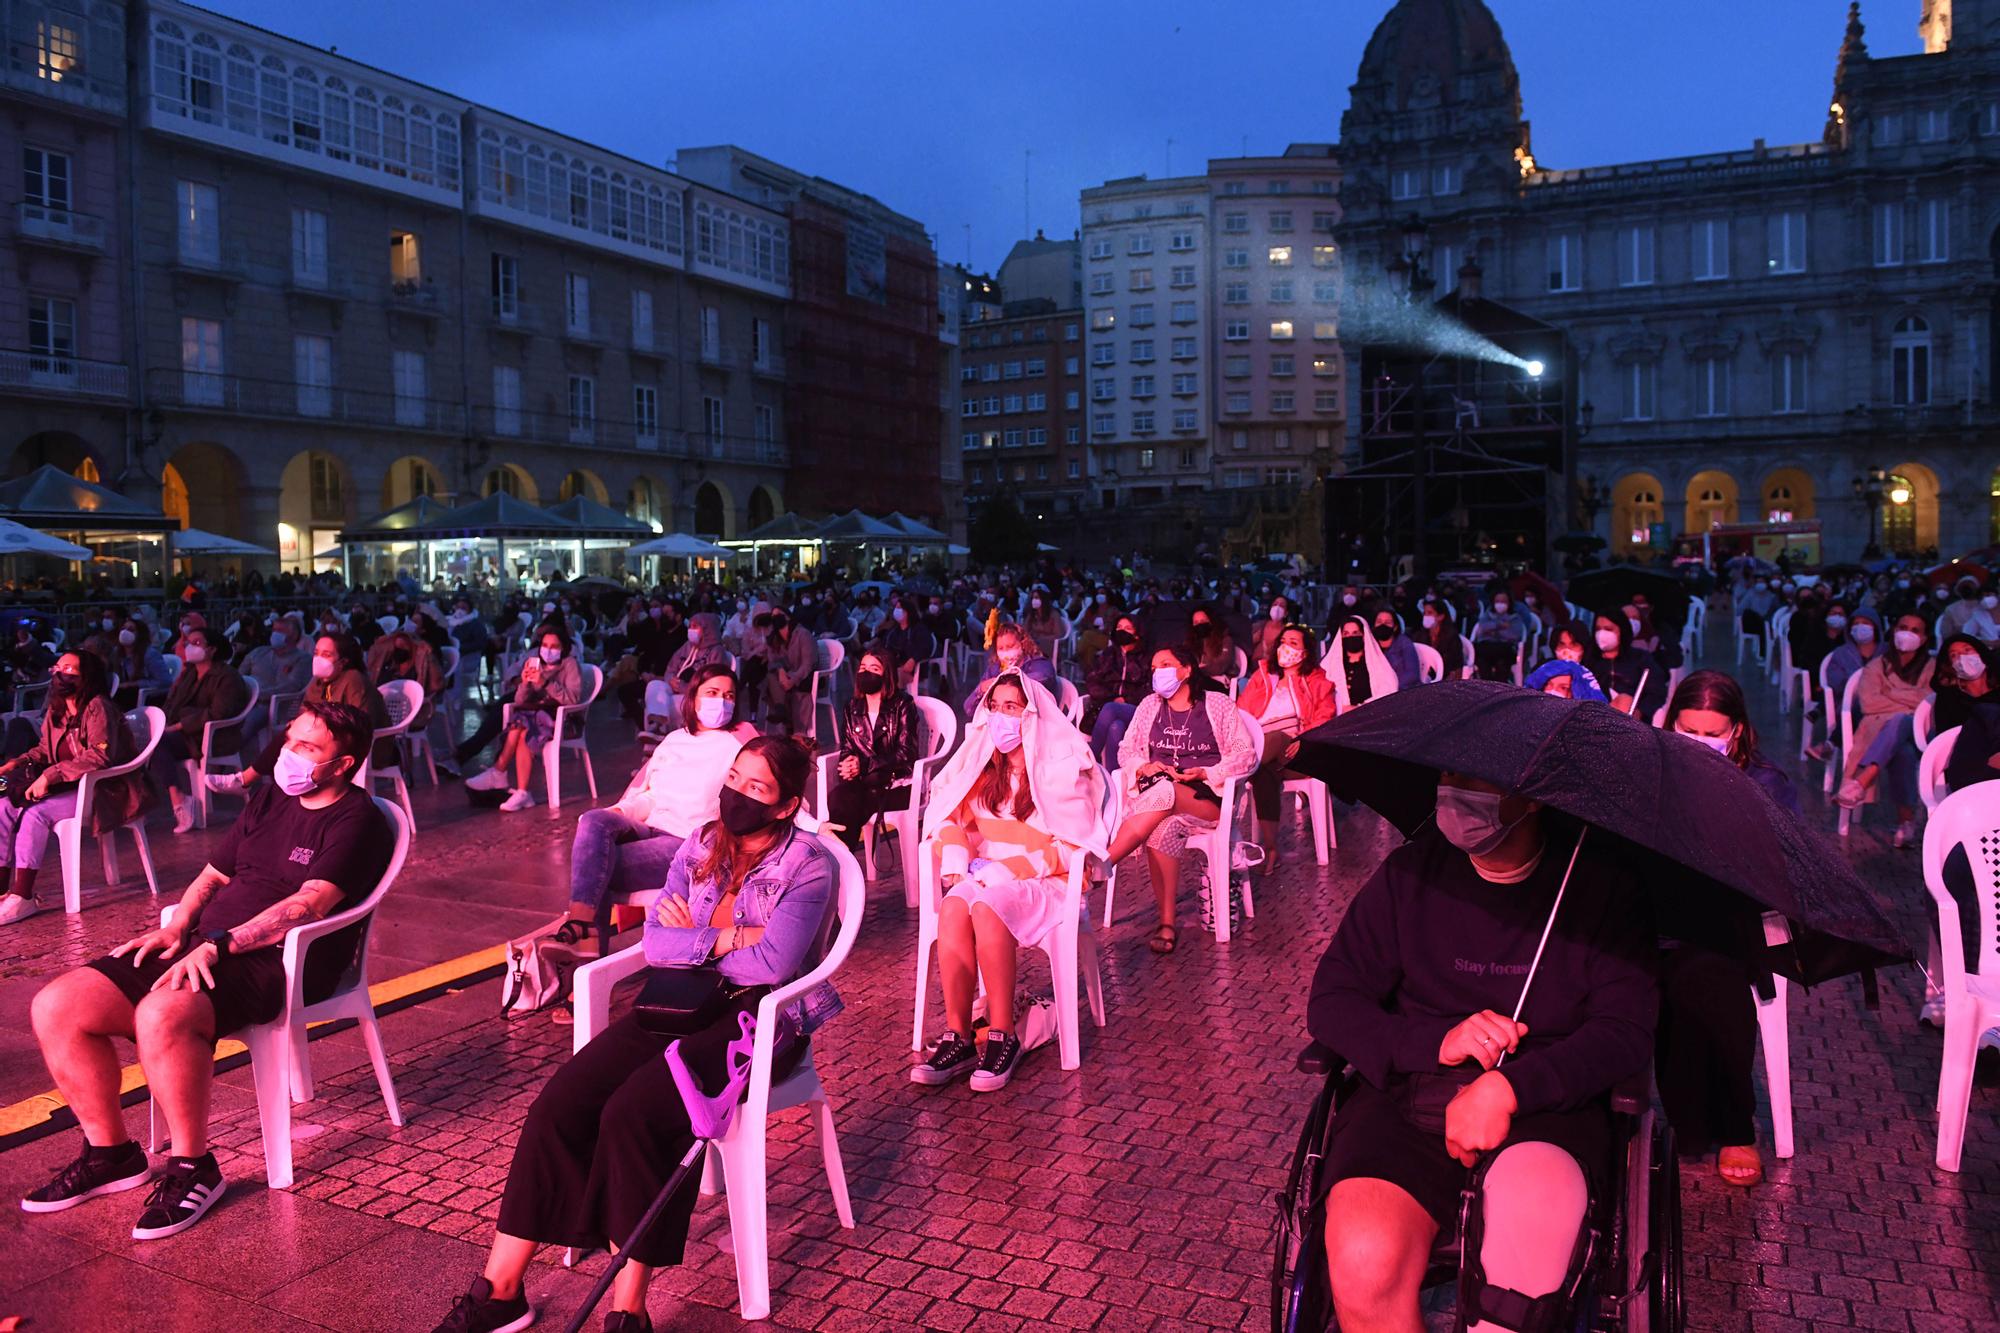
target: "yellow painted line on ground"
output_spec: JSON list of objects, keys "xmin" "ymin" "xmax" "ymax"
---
[{"xmin": 0, "ymin": 943, "xmax": 507, "ymax": 1141}]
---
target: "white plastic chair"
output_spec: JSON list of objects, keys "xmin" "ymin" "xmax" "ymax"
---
[
  {"xmin": 1736, "ymin": 614, "xmax": 1763, "ymax": 665},
  {"xmin": 639, "ymin": 678, "xmax": 676, "ymax": 749},
  {"xmin": 912, "ymin": 779, "xmax": 1109, "ymax": 1072},
  {"xmin": 1803, "ymin": 656, "xmax": 1842, "ymax": 794},
  {"xmin": 811, "ymin": 638, "xmax": 846, "ymax": 747},
  {"xmin": 1457, "ymin": 634, "xmax": 1476, "ymax": 680},
  {"xmin": 152, "ymin": 796, "xmax": 411, "ymax": 1189},
  {"xmin": 183, "ymin": 678, "xmax": 261, "ymax": 830},
  {"xmin": 1185, "ymin": 716, "xmax": 1265, "ymax": 945},
  {"xmin": 1749, "ymin": 912, "xmax": 1797, "ymax": 1162},
  {"xmin": 376, "ymin": 614, "xmax": 400, "ymax": 636},
  {"xmin": 134, "ymin": 653, "xmax": 181, "ymax": 712},
  {"xmin": 1920, "ymin": 725, "xmax": 1959, "ymax": 812},
  {"xmin": 54, "ymin": 706, "xmax": 164, "ymax": 914},
  {"xmin": 1688, "ymin": 598, "xmax": 1707, "ymax": 657},
  {"xmin": 1913, "ymin": 695, "xmax": 1934, "ymax": 752},
  {"xmin": 1835, "ymin": 670, "xmax": 1864, "ymax": 837},
  {"xmin": 1765, "ymin": 606, "xmax": 1792, "ymax": 684},
  {"xmin": 500, "ymin": 662, "xmax": 602, "ymax": 811},
  {"xmin": 1920, "ymin": 785, "xmax": 2000, "ymax": 1171},
  {"xmin": 358, "ymin": 679, "xmax": 423, "ymax": 829},
  {"xmin": 1779, "ymin": 637, "xmax": 1812, "ymax": 718},
  {"xmin": 567, "ymin": 830, "xmax": 862, "ymax": 1320},
  {"xmin": 1054, "ymin": 676, "xmax": 1085, "ymax": 727},
  {"xmin": 1413, "ymin": 643, "xmax": 1444, "ymax": 683},
  {"xmin": 813, "ymin": 694, "xmax": 959, "ymax": 909}
]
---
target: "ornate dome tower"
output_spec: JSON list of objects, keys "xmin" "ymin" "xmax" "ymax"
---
[{"xmin": 1341, "ymin": 0, "xmax": 1525, "ymax": 156}]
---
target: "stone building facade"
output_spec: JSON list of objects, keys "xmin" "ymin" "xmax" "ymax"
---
[{"xmin": 1335, "ymin": 0, "xmax": 2000, "ymax": 566}]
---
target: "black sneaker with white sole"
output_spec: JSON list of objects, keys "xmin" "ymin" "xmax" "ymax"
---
[
  {"xmin": 130, "ymin": 1152, "xmax": 226, "ymax": 1241},
  {"xmin": 431, "ymin": 1276, "xmax": 535, "ymax": 1333},
  {"xmin": 970, "ymin": 1031, "xmax": 1025, "ymax": 1092},
  {"xmin": 910, "ymin": 1030, "xmax": 979, "ymax": 1086},
  {"xmin": 20, "ymin": 1139, "xmax": 152, "ymax": 1213}
]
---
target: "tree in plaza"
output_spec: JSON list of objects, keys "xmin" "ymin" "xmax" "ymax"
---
[{"xmin": 970, "ymin": 492, "xmax": 1037, "ymax": 567}]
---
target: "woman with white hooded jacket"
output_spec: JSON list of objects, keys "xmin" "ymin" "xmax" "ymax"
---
[
  {"xmin": 1324, "ymin": 614, "xmax": 1402, "ymax": 712},
  {"xmin": 912, "ymin": 672, "xmax": 1110, "ymax": 1091}
]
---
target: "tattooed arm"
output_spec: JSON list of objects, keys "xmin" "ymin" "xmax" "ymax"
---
[
  {"xmin": 108, "ymin": 864, "xmax": 230, "ymax": 964},
  {"xmin": 221, "ymin": 878, "xmax": 347, "ymax": 953}
]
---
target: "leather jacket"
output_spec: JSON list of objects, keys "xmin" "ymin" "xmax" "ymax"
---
[{"xmin": 838, "ymin": 689, "xmax": 919, "ymax": 787}]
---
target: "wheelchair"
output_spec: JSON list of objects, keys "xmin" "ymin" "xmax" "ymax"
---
[{"xmin": 1273, "ymin": 1043, "xmax": 1684, "ymax": 1333}]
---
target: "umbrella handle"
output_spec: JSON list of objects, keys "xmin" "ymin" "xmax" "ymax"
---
[
  {"xmin": 1496, "ymin": 827, "xmax": 1590, "ymax": 1062},
  {"xmin": 1623, "ymin": 669, "xmax": 1649, "ymax": 717}
]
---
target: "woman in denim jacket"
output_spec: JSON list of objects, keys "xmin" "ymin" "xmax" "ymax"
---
[{"xmin": 433, "ymin": 735, "xmax": 837, "ymax": 1333}]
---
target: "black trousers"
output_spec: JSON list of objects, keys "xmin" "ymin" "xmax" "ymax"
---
[
  {"xmin": 1654, "ymin": 945, "xmax": 1757, "ymax": 1154},
  {"xmin": 825, "ymin": 778, "xmax": 910, "ymax": 854},
  {"xmin": 496, "ymin": 1009, "xmax": 802, "ymax": 1268}
]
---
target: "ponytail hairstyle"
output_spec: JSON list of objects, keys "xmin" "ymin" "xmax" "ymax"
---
[{"xmin": 693, "ymin": 733, "xmax": 814, "ymax": 887}]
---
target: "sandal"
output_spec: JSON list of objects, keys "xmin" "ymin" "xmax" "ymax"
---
[
  {"xmin": 1716, "ymin": 1145, "xmax": 1763, "ymax": 1187},
  {"xmin": 1149, "ymin": 924, "xmax": 1179, "ymax": 955},
  {"xmin": 548, "ymin": 919, "xmax": 591, "ymax": 947}
]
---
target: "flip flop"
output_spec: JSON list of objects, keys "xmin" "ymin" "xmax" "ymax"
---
[{"xmin": 1149, "ymin": 924, "xmax": 1178, "ymax": 955}]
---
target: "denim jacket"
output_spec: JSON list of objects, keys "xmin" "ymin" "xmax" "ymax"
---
[{"xmin": 643, "ymin": 822, "xmax": 844, "ymax": 1035}]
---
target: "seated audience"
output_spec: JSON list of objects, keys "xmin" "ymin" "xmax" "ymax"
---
[
  {"xmin": 1239, "ymin": 625, "xmax": 1336, "ymax": 869},
  {"xmin": 148, "ymin": 626, "xmax": 249, "ymax": 834},
  {"xmin": 825, "ymin": 648, "xmax": 921, "ymax": 859},
  {"xmin": 466, "ymin": 623, "xmax": 584, "ymax": 812}
]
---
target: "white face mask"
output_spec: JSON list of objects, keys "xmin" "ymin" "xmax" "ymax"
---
[
  {"xmin": 539, "ymin": 646, "xmax": 563, "ymax": 665},
  {"xmin": 1676, "ymin": 728, "xmax": 1734, "ymax": 756},
  {"xmin": 1277, "ymin": 644, "xmax": 1305, "ymax": 669},
  {"xmin": 1031, "ymin": 598, "xmax": 1043, "ymax": 610},
  {"xmin": 1492, "ymin": 602, "xmax": 1510, "ymax": 616},
  {"xmin": 273, "ymin": 746, "xmax": 330, "ymax": 797},
  {"xmin": 543, "ymin": 602, "xmax": 556, "ymax": 614},
  {"xmin": 1152, "ymin": 665, "xmax": 1184, "ymax": 697},
  {"xmin": 1953, "ymin": 653, "xmax": 1987, "ymax": 681},
  {"xmin": 1341, "ymin": 593, "xmax": 1357, "ymax": 607},
  {"xmin": 1435, "ymin": 785, "xmax": 1528, "ymax": 858},
  {"xmin": 989, "ymin": 711, "xmax": 1023, "ymax": 753},
  {"xmin": 1825, "ymin": 615, "xmax": 1847, "ymax": 631},
  {"xmin": 1421, "ymin": 614, "xmax": 1438, "ymax": 630},
  {"xmin": 117, "ymin": 629, "xmax": 135, "ymax": 647},
  {"xmin": 1594, "ymin": 628, "xmax": 1620, "ymax": 651},
  {"xmin": 1893, "ymin": 629, "xmax": 1923, "ymax": 654},
  {"xmin": 1985, "ymin": 596, "xmax": 1998, "ymax": 611},
  {"xmin": 1269, "ymin": 605, "xmax": 1286, "ymax": 621},
  {"xmin": 183, "ymin": 644, "xmax": 207, "ymax": 664},
  {"xmin": 100, "ymin": 618, "xmax": 114, "ymax": 631},
  {"xmin": 696, "ymin": 695, "xmax": 735, "ymax": 729},
  {"xmin": 270, "ymin": 630, "xmax": 289, "ymax": 649},
  {"xmin": 1851, "ymin": 622, "xmax": 1876, "ymax": 644},
  {"xmin": 687, "ymin": 626, "xmax": 702, "ymax": 644},
  {"xmin": 311, "ymin": 654, "xmax": 336, "ymax": 680}
]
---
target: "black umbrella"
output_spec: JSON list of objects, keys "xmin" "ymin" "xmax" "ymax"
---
[
  {"xmin": 1566, "ymin": 565, "xmax": 1692, "ymax": 627},
  {"xmin": 1292, "ymin": 681, "xmax": 1910, "ymax": 985}
]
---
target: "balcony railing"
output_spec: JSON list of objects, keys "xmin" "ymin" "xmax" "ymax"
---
[
  {"xmin": 145, "ymin": 368, "xmax": 466, "ymax": 432},
  {"xmin": 16, "ymin": 201, "xmax": 106, "ymax": 251},
  {"xmin": 750, "ymin": 353, "xmax": 785, "ymax": 378},
  {"xmin": 698, "ymin": 345, "xmax": 738, "ymax": 370},
  {"xmin": 388, "ymin": 279, "xmax": 444, "ymax": 315},
  {"xmin": 474, "ymin": 404, "xmax": 786, "ymax": 466},
  {"xmin": 0, "ymin": 349, "xmax": 128, "ymax": 398},
  {"xmin": 490, "ymin": 300, "xmax": 543, "ymax": 333}
]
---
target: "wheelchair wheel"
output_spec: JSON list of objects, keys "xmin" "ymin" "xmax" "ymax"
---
[
  {"xmin": 1648, "ymin": 1120, "xmax": 1684, "ymax": 1333},
  {"xmin": 1614, "ymin": 1112, "xmax": 1683, "ymax": 1333},
  {"xmin": 1271, "ymin": 1071, "xmax": 1340, "ymax": 1333}
]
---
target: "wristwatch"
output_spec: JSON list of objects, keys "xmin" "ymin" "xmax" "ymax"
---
[{"xmin": 202, "ymin": 928, "xmax": 231, "ymax": 956}]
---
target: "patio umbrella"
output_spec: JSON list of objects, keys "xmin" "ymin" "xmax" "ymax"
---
[
  {"xmin": 1923, "ymin": 559, "xmax": 1988, "ymax": 590},
  {"xmin": 627, "ymin": 533, "xmax": 730, "ymax": 560},
  {"xmin": 0, "ymin": 518, "xmax": 89, "ymax": 560},
  {"xmin": 1291, "ymin": 681, "xmax": 1909, "ymax": 1002},
  {"xmin": 170, "ymin": 527, "xmax": 274, "ymax": 556},
  {"xmin": 1565, "ymin": 565, "xmax": 1691, "ymax": 626}
]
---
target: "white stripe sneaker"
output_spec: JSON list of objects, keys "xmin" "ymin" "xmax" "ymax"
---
[{"xmin": 130, "ymin": 1153, "xmax": 226, "ymax": 1241}]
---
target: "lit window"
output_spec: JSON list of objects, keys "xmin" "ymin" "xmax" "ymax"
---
[
  {"xmin": 1268, "ymin": 246, "xmax": 1293, "ymax": 267},
  {"xmin": 1312, "ymin": 245, "xmax": 1337, "ymax": 269},
  {"xmin": 36, "ymin": 20, "xmax": 80, "ymax": 82},
  {"xmin": 1269, "ymin": 320, "xmax": 1294, "ymax": 340}
]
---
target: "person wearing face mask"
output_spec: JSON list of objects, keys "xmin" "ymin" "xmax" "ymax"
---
[
  {"xmin": 1326, "ymin": 614, "xmax": 1401, "ymax": 712},
  {"xmin": 466, "ymin": 624, "xmax": 584, "ymax": 812},
  {"xmin": 1820, "ymin": 604, "xmax": 1882, "ymax": 714},
  {"xmin": 1240, "ymin": 626, "xmax": 1336, "ymax": 869},
  {"xmin": 109, "ymin": 618, "xmax": 171, "ymax": 710},
  {"xmin": 876, "ymin": 599, "xmax": 937, "ymax": 692},
  {"xmin": 1734, "ymin": 576, "xmax": 1777, "ymax": 644},
  {"xmin": 758, "ymin": 610, "xmax": 819, "ymax": 740},
  {"xmin": 1370, "ymin": 610, "xmax": 1420, "ymax": 691},
  {"xmin": 1106, "ymin": 644, "xmax": 1257, "ymax": 954},
  {"xmin": 1023, "ymin": 589, "xmax": 1068, "ymax": 664},
  {"xmin": 431, "ymin": 735, "xmax": 839, "ymax": 1333},
  {"xmin": 232, "ymin": 614, "xmax": 313, "ymax": 759},
  {"xmin": 910, "ymin": 673, "xmax": 1110, "ymax": 1089},
  {"xmin": 0, "ymin": 652, "xmax": 149, "ymax": 925},
  {"xmin": 1835, "ymin": 613, "xmax": 1935, "ymax": 845},
  {"xmin": 23, "ymin": 701, "xmax": 388, "ymax": 1240},
  {"xmin": 149, "ymin": 627, "xmax": 250, "ymax": 835},
  {"xmin": 541, "ymin": 664, "xmax": 761, "ymax": 961},
  {"xmin": 1307, "ymin": 773, "xmax": 1657, "ymax": 1333},
  {"xmin": 1658, "ymin": 671, "xmax": 1793, "ymax": 1189},
  {"xmin": 967, "ymin": 624, "xmax": 1057, "ymax": 716},
  {"xmin": 1581, "ymin": 612, "xmax": 1665, "ymax": 719},
  {"xmin": 364, "ymin": 626, "xmax": 446, "ymax": 748},
  {"xmin": 1469, "ymin": 589, "xmax": 1526, "ymax": 683},
  {"xmin": 215, "ymin": 632, "xmax": 388, "ymax": 795},
  {"xmin": 1084, "ymin": 615, "xmax": 1150, "ymax": 762},
  {"xmin": 1416, "ymin": 598, "xmax": 1465, "ymax": 679},
  {"xmin": 1933, "ymin": 634, "xmax": 1997, "ymax": 739},
  {"xmin": 1185, "ymin": 606, "xmax": 1240, "ymax": 686},
  {"xmin": 1252, "ymin": 596, "xmax": 1292, "ymax": 664},
  {"xmin": 824, "ymin": 648, "xmax": 920, "ymax": 861},
  {"xmin": 662, "ymin": 612, "xmax": 730, "ymax": 696},
  {"xmin": 160, "ymin": 609, "xmax": 203, "ymax": 663}
]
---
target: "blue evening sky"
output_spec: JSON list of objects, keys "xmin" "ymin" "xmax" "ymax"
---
[{"xmin": 199, "ymin": 1, "xmax": 1921, "ymax": 273}]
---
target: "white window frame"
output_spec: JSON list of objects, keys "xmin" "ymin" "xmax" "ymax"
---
[
  {"xmin": 1873, "ymin": 202, "xmax": 1904, "ymax": 267},
  {"xmin": 631, "ymin": 290, "xmax": 654, "ymax": 350},
  {"xmin": 23, "ymin": 146, "xmax": 70, "ymax": 210},
  {"xmin": 1547, "ymin": 232, "xmax": 1581, "ymax": 292},
  {"xmin": 293, "ymin": 334, "xmax": 331, "ymax": 417},
  {"xmin": 1691, "ymin": 357, "xmax": 1730, "ymax": 418},
  {"xmin": 181, "ymin": 317, "xmax": 224, "ymax": 405},
  {"xmin": 565, "ymin": 273, "xmax": 591, "ymax": 335},
  {"xmin": 291, "ymin": 207, "xmax": 328, "ymax": 287},
  {"xmin": 1766, "ymin": 212, "xmax": 1806, "ymax": 275},
  {"xmin": 177, "ymin": 179, "xmax": 219, "ymax": 266},
  {"xmin": 1621, "ymin": 361, "xmax": 1656, "ymax": 422},
  {"xmin": 393, "ymin": 349, "xmax": 427, "ymax": 426},
  {"xmin": 567, "ymin": 374, "xmax": 596, "ymax": 443},
  {"xmin": 1691, "ymin": 219, "xmax": 1729, "ymax": 281},
  {"xmin": 634, "ymin": 385, "xmax": 659, "ymax": 444},
  {"xmin": 492, "ymin": 365, "xmax": 522, "ymax": 436},
  {"xmin": 1771, "ymin": 350, "xmax": 1808, "ymax": 415},
  {"xmin": 1616, "ymin": 225, "xmax": 1655, "ymax": 287},
  {"xmin": 1891, "ymin": 318, "xmax": 1931, "ymax": 406},
  {"xmin": 1918, "ymin": 199, "xmax": 1950, "ymax": 263},
  {"xmin": 491, "ymin": 253, "xmax": 520, "ymax": 319}
]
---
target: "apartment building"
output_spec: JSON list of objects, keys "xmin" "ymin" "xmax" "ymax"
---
[
  {"xmin": 1208, "ymin": 148, "xmax": 1342, "ymax": 495},
  {"xmin": 0, "ymin": 0, "xmax": 132, "ymax": 485},
  {"xmin": 1078, "ymin": 174, "xmax": 1211, "ymax": 508}
]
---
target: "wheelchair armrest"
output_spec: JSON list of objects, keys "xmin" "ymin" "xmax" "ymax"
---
[
  {"xmin": 1608, "ymin": 1069, "xmax": 1651, "ymax": 1117},
  {"xmin": 1297, "ymin": 1041, "xmax": 1344, "ymax": 1076}
]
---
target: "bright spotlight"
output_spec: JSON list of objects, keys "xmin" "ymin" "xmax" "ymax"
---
[{"xmin": 1525, "ymin": 360, "xmax": 1545, "ymax": 378}]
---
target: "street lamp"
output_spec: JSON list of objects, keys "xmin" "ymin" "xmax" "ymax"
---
[
  {"xmin": 1851, "ymin": 466, "xmax": 1888, "ymax": 557},
  {"xmin": 1391, "ymin": 216, "xmax": 1434, "ymax": 302},
  {"xmin": 1578, "ymin": 401, "xmax": 1596, "ymax": 438}
]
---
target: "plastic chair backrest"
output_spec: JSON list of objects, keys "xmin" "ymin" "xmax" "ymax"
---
[
  {"xmin": 1054, "ymin": 676, "xmax": 1082, "ymax": 723},
  {"xmin": 911, "ymin": 694, "xmax": 960, "ymax": 764},
  {"xmin": 162, "ymin": 654, "xmax": 182, "ymax": 682},
  {"xmin": 643, "ymin": 678, "xmax": 673, "ymax": 722},
  {"xmin": 1914, "ymin": 695, "xmax": 1934, "ymax": 751},
  {"xmin": 1920, "ymin": 725, "xmax": 1959, "ymax": 811},
  {"xmin": 576, "ymin": 662, "xmax": 604, "ymax": 708},
  {"xmin": 816, "ymin": 638, "xmax": 845, "ymax": 676},
  {"xmin": 1413, "ymin": 643, "xmax": 1444, "ymax": 683},
  {"xmin": 1838, "ymin": 667, "xmax": 1863, "ymax": 757},
  {"xmin": 378, "ymin": 678, "xmax": 424, "ymax": 733},
  {"xmin": 377, "ymin": 615, "xmax": 399, "ymax": 635},
  {"xmin": 1922, "ymin": 783, "xmax": 2000, "ymax": 982}
]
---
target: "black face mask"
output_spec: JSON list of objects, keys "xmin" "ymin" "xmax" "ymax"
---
[
  {"xmin": 1372, "ymin": 625, "xmax": 1395, "ymax": 644},
  {"xmin": 1343, "ymin": 636, "xmax": 1363, "ymax": 655},
  {"xmin": 47, "ymin": 673, "xmax": 78, "ymax": 698},
  {"xmin": 718, "ymin": 785, "xmax": 783, "ymax": 837},
  {"xmin": 1112, "ymin": 630, "xmax": 1136, "ymax": 647},
  {"xmin": 855, "ymin": 669, "xmax": 885, "ymax": 695}
]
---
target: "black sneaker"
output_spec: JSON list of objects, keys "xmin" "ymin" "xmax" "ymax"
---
[
  {"xmin": 910, "ymin": 1030, "xmax": 978, "ymax": 1086},
  {"xmin": 20, "ymin": 1139, "xmax": 152, "ymax": 1213},
  {"xmin": 970, "ymin": 1031, "xmax": 1025, "ymax": 1093},
  {"xmin": 603, "ymin": 1312, "xmax": 651, "ymax": 1333},
  {"xmin": 431, "ymin": 1277, "xmax": 534, "ymax": 1333},
  {"xmin": 129, "ymin": 1153, "xmax": 226, "ymax": 1241}
]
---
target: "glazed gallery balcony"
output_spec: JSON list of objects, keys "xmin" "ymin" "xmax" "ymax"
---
[
  {"xmin": 0, "ymin": 349, "xmax": 128, "ymax": 398},
  {"xmin": 145, "ymin": 368, "xmax": 467, "ymax": 433}
]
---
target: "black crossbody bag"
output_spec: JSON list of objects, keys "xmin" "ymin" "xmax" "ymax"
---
[{"xmin": 631, "ymin": 966, "xmax": 737, "ymax": 1037}]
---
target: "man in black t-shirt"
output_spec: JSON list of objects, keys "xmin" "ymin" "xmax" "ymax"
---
[{"xmin": 21, "ymin": 701, "xmax": 392, "ymax": 1242}]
